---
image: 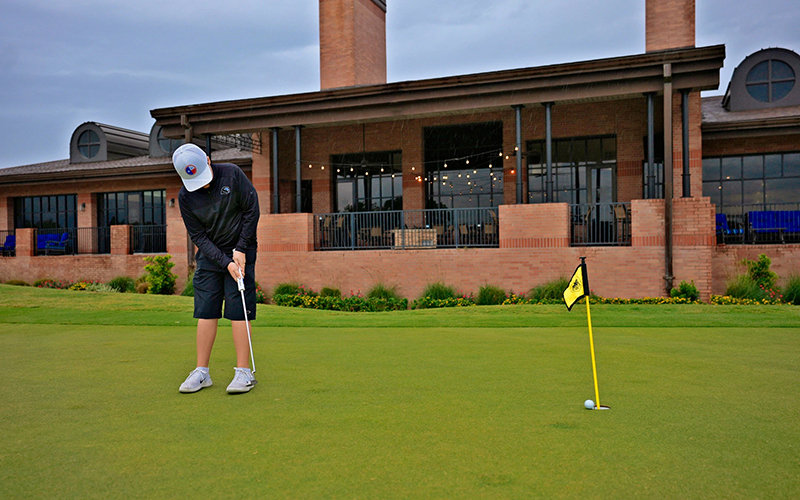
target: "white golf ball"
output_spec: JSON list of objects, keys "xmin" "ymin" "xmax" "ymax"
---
[{"xmin": 584, "ymin": 399, "xmax": 595, "ymax": 409}]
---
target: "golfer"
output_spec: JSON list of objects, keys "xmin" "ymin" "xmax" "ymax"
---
[{"xmin": 172, "ymin": 143, "xmax": 260, "ymax": 394}]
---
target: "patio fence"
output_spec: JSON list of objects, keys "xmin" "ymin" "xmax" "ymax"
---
[
  {"xmin": 569, "ymin": 202, "xmax": 632, "ymax": 247},
  {"xmin": 130, "ymin": 225, "xmax": 167, "ymax": 254},
  {"xmin": 315, "ymin": 207, "xmax": 499, "ymax": 250},
  {"xmin": 716, "ymin": 202, "xmax": 800, "ymax": 245}
]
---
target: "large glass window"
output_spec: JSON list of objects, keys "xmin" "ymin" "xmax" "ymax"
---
[
  {"xmin": 14, "ymin": 195, "xmax": 77, "ymax": 229},
  {"xmin": 99, "ymin": 190, "xmax": 166, "ymax": 226},
  {"xmin": 425, "ymin": 122, "xmax": 503, "ymax": 209},
  {"xmin": 703, "ymin": 152, "xmax": 800, "ymax": 207},
  {"xmin": 527, "ymin": 136, "xmax": 616, "ymax": 204},
  {"xmin": 332, "ymin": 152, "xmax": 402, "ymax": 212}
]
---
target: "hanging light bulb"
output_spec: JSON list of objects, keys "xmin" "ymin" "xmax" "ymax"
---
[{"xmin": 466, "ymin": 159, "xmax": 470, "ymax": 165}]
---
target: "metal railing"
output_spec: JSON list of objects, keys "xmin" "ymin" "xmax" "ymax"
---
[
  {"xmin": 716, "ymin": 202, "xmax": 800, "ymax": 245},
  {"xmin": 130, "ymin": 225, "xmax": 167, "ymax": 253},
  {"xmin": 1, "ymin": 229, "xmax": 15, "ymax": 257},
  {"xmin": 315, "ymin": 207, "xmax": 499, "ymax": 250},
  {"xmin": 570, "ymin": 203, "xmax": 631, "ymax": 247},
  {"xmin": 34, "ymin": 227, "xmax": 111, "ymax": 255}
]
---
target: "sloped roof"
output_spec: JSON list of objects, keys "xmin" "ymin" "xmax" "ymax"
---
[
  {"xmin": 0, "ymin": 148, "xmax": 251, "ymax": 186},
  {"xmin": 702, "ymin": 95, "xmax": 800, "ymax": 136}
]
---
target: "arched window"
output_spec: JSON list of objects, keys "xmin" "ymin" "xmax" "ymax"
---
[
  {"xmin": 77, "ymin": 130, "xmax": 101, "ymax": 159},
  {"xmin": 746, "ymin": 59, "xmax": 796, "ymax": 103}
]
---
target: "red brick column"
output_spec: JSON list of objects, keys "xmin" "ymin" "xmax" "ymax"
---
[
  {"xmin": 261, "ymin": 213, "xmax": 315, "ymax": 253},
  {"xmin": 16, "ymin": 228, "xmax": 34, "ymax": 257},
  {"xmin": 499, "ymin": 203, "xmax": 569, "ymax": 248},
  {"xmin": 111, "ymin": 225, "xmax": 130, "ymax": 255}
]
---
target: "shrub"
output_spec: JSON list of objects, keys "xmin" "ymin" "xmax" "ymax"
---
[
  {"xmin": 255, "ymin": 282, "xmax": 268, "ymax": 304},
  {"xmin": 5, "ymin": 280, "xmax": 30, "ymax": 286},
  {"xmin": 670, "ymin": 280, "xmax": 700, "ymax": 301},
  {"xmin": 412, "ymin": 296, "xmax": 474, "ymax": 309},
  {"xmin": 783, "ymin": 274, "xmax": 800, "ymax": 306},
  {"xmin": 35, "ymin": 279, "xmax": 70, "ymax": 289},
  {"xmin": 143, "ymin": 255, "xmax": 177, "ymax": 295},
  {"xmin": 68, "ymin": 280, "xmax": 101, "ymax": 291},
  {"xmin": 528, "ymin": 277, "xmax": 570, "ymax": 302},
  {"xmin": 476, "ymin": 284, "xmax": 506, "ymax": 305},
  {"xmin": 744, "ymin": 254, "xmax": 777, "ymax": 290},
  {"xmin": 273, "ymin": 291, "xmax": 408, "ymax": 312},
  {"xmin": 320, "ymin": 287, "xmax": 341, "ymax": 298},
  {"xmin": 273, "ymin": 282, "xmax": 302, "ymax": 296},
  {"xmin": 367, "ymin": 283, "xmax": 401, "ymax": 301},
  {"xmin": 421, "ymin": 282, "xmax": 456, "ymax": 300},
  {"xmin": 109, "ymin": 276, "xmax": 136, "ymax": 293},
  {"xmin": 86, "ymin": 282, "xmax": 116, "ymax": 293},
  {"xmin": 725, "ymin": 274, "xmax": 763, "ymax": 301}
]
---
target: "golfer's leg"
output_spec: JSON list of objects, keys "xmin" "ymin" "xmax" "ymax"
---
[
  {"xmin": 196, "ymin": 319, "xmax": 219, "ymax": 367},
  {"xmin": 231, "ymin": 321, "xmax": 250, "ymax": 368}
]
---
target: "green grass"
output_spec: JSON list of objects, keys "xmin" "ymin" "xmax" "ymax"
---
[{"xmin": 1, "ymin": 285, "xmax": 799, "ymax": 499}]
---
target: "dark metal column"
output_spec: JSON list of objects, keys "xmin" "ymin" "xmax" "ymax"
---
[
  {"xmin": 544, "ymin": 102, "xmax": 554, "ymax": 202},
  {"xmin": 663, "ymin": 64, "xmax": 674, "ymax": 294},
  {"xmin": 646, "ymin": 93, "xmax": 655, "ymax": 199},
  {"xmin": 294, "ymin": 125, "xmax": 303, "ymax": 213},
  {"xmin": 272, "ymin": 128, "xmax": 280, "ymax": 214},
  {"xmin": 514, "ymin": 105, "xmax": 524, "ymax": 204},
  {"xmin": 681, "ymin": 89, "xmax": 691, "ymax": 198}
]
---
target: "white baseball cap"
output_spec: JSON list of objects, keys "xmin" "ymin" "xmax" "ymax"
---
[{"xmin": 172, "ymin": 143, "xmax": 212, "ymax": 192}]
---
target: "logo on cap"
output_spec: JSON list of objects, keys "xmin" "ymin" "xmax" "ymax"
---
[{"xmin": 185, "ymin": 164, "xmax": 197, "ymax": 176}]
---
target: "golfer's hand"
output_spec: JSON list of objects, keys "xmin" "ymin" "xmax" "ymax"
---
[
  {"xmin": 232, "ymin": 250, "xmax": 246, "ymax": 276},
  {"xmin": 227, "ymin": 262, "xmax": 242, "ymax": 281}
]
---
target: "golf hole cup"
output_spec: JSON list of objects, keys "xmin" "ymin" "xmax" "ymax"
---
[{"xmin": 584, "ymin": 399, "xmax": 595, "ymax": 410}]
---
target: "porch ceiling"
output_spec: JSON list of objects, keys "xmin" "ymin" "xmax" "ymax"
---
[{"xmin": 152, "ymin": 45, "xmax": 725, "ymax": 138}]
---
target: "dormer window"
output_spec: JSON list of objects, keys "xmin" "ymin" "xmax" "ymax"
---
[
  {"xmin": 77, "ymin": 130, "xmax": 101, "ymax": 159},
  {"xmin": 746, "ymin": 59, "xmax": 795, "ymax": 103}
]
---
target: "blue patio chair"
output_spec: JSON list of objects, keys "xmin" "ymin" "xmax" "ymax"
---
[{"xmin": 1, "ymin": 235, "xmax": 15, "ymax": 256}]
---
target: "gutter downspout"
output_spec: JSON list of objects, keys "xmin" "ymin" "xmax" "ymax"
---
[
  {"xmin": 663, "ymin": 64, "xmax": 674, "ymax": 294},
  {"xmin": 681, "ymin": 89, "xmax": 691, "ymax": 198},
  {"xmin": 295, "ymin": 126, "xmax": 303, "ymax": 213},
  {"xmin": 514, "ymin": 105, "xmax": 524, "ymax": 204},
  {"xmin": 544, "ymin": 102, "xmax": 553, "ymax": 202},
  {"xmin": 646, "ymin": 93, "xmax": 655, "ymax": 199},
  {"xmin": 272, "ymin": 128, "xmax": 280, "ymax": 214}
]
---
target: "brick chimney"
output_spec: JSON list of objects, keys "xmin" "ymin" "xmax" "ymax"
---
[
  {"xmin": 319, "ymin": 0, "xmax": 387, "ymax": 90},
  {"xmin": 646, "ymin": 0, "xmax": 695, "ymax": 52}
]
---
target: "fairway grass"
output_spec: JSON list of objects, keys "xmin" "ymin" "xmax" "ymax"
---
[{"xmin": 1, "ymin": 286, "xmax": 798, "ymax": 499}]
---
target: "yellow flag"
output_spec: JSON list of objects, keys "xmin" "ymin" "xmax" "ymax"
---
[{"xmin": 563, "ymin": 264, "xmax": 587, "ymax": 311}]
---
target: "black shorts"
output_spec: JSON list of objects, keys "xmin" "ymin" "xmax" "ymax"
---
[{"xmin": 193, "ymin": 260, "xmax": 256, "ymax": 321}]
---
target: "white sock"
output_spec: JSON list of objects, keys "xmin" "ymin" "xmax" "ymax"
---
[
  {"xmin": 235, "ymin": 367, "xmax": 251, "ymax": 374},
  {"xmin": 197, "ymin": 367, "xmax": 209, "ymax": 374}
]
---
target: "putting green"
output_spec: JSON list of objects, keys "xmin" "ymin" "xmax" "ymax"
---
[{"xmin": 1, "ymin": 286, "xmax": 798, "ymax": 498}]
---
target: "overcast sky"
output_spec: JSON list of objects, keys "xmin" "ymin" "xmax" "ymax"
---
[{"xmin": 1, "ymin": 0, "xmax": 798, "ymax": 168}]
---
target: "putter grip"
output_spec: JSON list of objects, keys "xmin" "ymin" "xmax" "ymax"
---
[{"xmin": 237, "ymin": 276, "xmax": 245, "ymax": 292}]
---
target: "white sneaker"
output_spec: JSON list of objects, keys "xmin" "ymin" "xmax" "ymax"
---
[
  {"xmin": 226, "ymin": 368, "xmax": 257, "ymax": 394},
  {"xmin": 179, "ymin": 368, "xmax": 213, "ymax": 393}
]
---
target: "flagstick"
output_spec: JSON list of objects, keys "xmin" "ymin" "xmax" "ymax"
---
[{"xmin": 585, "ymin": 297, "xmax": 601, "ymax": 408}]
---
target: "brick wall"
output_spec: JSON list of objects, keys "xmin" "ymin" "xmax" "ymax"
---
[
  {"xmin": 646, "ymin": 0, "xmax": 695, "ymax": 52},
  {"xmin": 319, "ymin": 0, "xmax": 386, "ymax": 90},
  {"xmin": 703, "ymin": 133, "xmax": 800, "ymax": 157},
  {"xmin": 0, "ymin": 226, "xmax": 188, "ymax": 291},
  {"xmin": 250, "ymin": 202, "xmax": 710, "ymax": 301},
  {"xmin": 712, "ymin": 244, "xmax": 800, "ymax": 295}
]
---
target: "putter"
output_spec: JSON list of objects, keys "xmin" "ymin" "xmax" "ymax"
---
[{"xmin": 237, "ymin": 267, "xmax": 256, "ymax": 377}]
